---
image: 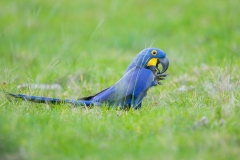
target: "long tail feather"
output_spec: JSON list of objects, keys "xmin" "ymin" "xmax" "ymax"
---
[{"xmin": 7, "ymin": 92, "xmax": 96, "ymax": 106}]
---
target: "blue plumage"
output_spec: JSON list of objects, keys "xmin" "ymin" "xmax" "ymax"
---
[{"xmin": 8, "ymin": 48, "xmax": 169, "ymax": 109}]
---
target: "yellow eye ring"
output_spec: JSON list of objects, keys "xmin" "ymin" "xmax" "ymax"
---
[{"xmin": 151, "ymin": 50, "xmax": 157, "ymax": 56}]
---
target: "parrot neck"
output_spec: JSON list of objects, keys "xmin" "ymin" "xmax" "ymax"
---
[{"xmin": 125, "ymin": 54, "xmax": 149, "ymax": 73}]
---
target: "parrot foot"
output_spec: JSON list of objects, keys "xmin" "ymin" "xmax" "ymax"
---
[{"xmin": 155, "ymin": 73, "xmax": 168, "ymax": 85}]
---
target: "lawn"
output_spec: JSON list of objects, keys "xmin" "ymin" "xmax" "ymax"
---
[{"xmin": 0, "ymin": 0, "xmax": 240, "ymax": 159}]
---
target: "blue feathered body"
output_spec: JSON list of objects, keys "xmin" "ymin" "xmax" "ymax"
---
[{"xmin": 8, "ymin": 48, "xmax": 169, "ymax": 109}]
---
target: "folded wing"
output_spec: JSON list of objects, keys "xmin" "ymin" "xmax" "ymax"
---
[{"xmin": 83, "ymin": 68, "xmax": 154, "ymax": 108}]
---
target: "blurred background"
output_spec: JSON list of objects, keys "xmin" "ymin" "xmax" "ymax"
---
[{"xmin": 1, "ymin": 0, "xmax": 239, "ymax": 89}]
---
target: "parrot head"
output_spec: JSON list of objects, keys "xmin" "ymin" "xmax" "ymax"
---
[{"xmin": 126, "ymin": 48, "xmax": 169, "ymax": 74}]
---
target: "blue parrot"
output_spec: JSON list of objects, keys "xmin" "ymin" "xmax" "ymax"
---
[{"xmin": 8, "ymin": 48, "xmax": 169, "ymax": 109}]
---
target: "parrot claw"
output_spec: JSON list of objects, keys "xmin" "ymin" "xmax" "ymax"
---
[
  {"xmin": 156, "ymin": 73, "xmax": 168, "ymax": 77},
  {"xmin": 157, "ymin": 78, "xmax": 165, "ymax": 80},
  {"xmin": 155, "ymin": 73, "xmax": 168, "ymax": 85}
]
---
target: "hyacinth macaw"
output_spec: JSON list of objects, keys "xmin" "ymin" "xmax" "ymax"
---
[{"xmin": 8, "ymin": 48, "xmax": 169, "ymax": 109}]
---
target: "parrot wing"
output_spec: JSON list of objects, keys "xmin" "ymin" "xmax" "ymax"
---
[{"xmin": 86, "ymin": 67, "xmax": 154, "ymax": 108}]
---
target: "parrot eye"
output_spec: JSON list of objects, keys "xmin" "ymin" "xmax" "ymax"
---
[{"xmin": 151, "ymin": 50, "xmax": 157, "ymax": 56}]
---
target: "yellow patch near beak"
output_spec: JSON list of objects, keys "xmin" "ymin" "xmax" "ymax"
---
[{"xmin": 147, "ymin": 58, "xmax": 158, "ymax": 66}]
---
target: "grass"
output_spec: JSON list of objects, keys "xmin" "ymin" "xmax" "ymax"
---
[{"xmin": 0, "ymin": 0, "xmax": 240, "ymax": 159}]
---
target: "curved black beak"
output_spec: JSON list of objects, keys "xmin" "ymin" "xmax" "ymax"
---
[{"xmin": 158, "ymin": 57, "xmax": 169, "ymax": 73}]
